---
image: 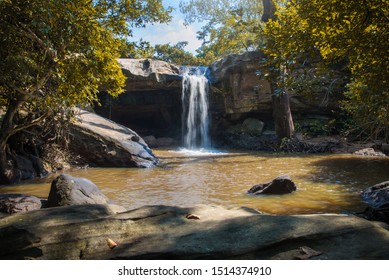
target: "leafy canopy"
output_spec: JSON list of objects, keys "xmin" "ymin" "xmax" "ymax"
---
[
  {"xmin": 263, "ymin": 0, "xmax": 389, "ymax": 140},
  {"xmin": 0, "ymin": 0, "xmax": 171, "ymax": 113},
  {"xmin": 179, "ymin": 0, "xmax": 265, "ymax": 63}
]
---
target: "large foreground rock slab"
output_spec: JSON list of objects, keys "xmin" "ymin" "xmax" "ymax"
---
[
  {"xmin": 69, "ymin": 110, "xmax": 158, "ymax": 168},
  {"xmin": 0, "ymin": 204, "xmax": 388, "ymax": 260}
]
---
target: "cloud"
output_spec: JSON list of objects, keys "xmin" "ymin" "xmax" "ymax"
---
[{"xmin": 132, "ymin": 18, "xmax": 202, "ymax": 54}]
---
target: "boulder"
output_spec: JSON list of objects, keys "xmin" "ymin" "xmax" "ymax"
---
[
  {"xmin": 0, "ymin": 204, "xmax": 388, "ymax": 259},
  {"xmin": 69, "ymin": 109, "xmax": 158, "ymax": 168},
  {"xmin": 248, "ymin": 175, "xmax": 297, "ymax": 195},
  {"xmin": 354, "ymin": 148, "xmax": 386, "ymax": 157},
  {"xmin": 0, "ymin": 194, "xmax": 42, "ymax": 214},
  {"xmin": 359, "ymin": 181, "xmax": 389, "ymax": 223},
  {"xmin": 47, "ymin": 174, "xmax": 110, "ymax": 207},
  {"xmin": 362, "ymin": 181, "xmax": 389, "ymax": 209}
]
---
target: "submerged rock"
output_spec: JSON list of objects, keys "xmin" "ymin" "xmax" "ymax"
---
[
  {"xmin": 248, "ymin": 174, "xmax": 297, "ymax": 195},
  {"xmin": 0, "ymin": 204, "xmax": 388, "ymax": 260},
  {"xmin": 69, "ymin": 109, "xmax": 158, "ymax": 168}
]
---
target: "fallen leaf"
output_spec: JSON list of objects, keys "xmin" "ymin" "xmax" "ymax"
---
[
  {"xmin": 294, "ymin": 246, "xmax": 322, "ymax": 260},
  {"xmin": 107, "ymin": 238, "xmax": 117, "ymax": 249},
  {"xmin": 186, "ymin": 214, "xmax": 200, "ymax": 220}
]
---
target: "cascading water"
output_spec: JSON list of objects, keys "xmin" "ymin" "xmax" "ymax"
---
[{"xmin": 181, "ymin": 67, "xmax": 211, "ymax": 150}]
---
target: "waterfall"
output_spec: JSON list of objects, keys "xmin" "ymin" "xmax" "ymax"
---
[{"xmin": 181, "ymin": 67, "xmax": 211, "ymax": 150}]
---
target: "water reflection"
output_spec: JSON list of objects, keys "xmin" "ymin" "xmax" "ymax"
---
[{"xmin": 1, "ymin": 149, "xmax": 388, "ymax": 215}]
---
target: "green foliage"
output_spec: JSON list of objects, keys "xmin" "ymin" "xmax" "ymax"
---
[
  {"xmin": 295, "ymin": 118, "xmax": 336, "ymax": 137},
  {"xmin": 0, "ymin": 0, "xmax": 171, "ymax": 129},
  {"xmin": 180, "ymin": 0, "xmax": 265, "ymax": 62},
  {"xmin": 123, "ymin": 39, "xmax": 156, "ymax": 59},
  {"xmin": 263, "ymin": 0, "xmax": 389, "ymax": 141},
  {"xmin": 153, "ymin": 41, "xmax": 205, "ymax": 65}
]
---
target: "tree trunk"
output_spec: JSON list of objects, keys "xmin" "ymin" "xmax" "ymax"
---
[
  {"xmin": 262, "ymin": 0, "xmax": 277, "ymax": 22},
  {"xmin": 272, "ymin": 92, "xmax": 295, "ymax": 139},
  {"xmin": 262, "ymin": 0, "xmax": 295, "ymax": 140},
  {"xmin": 0, "ymin": 99, "xmax": 24, "ymax": 184}
]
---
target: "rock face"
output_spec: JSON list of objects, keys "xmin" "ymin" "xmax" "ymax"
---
[
  {"xmin": 0, "ymin": 204, "xmax": 388, "ymax": 260},
  {"xmin": 143, "ymin": 136, "xmax": 178, "ymax": 148},
  {"xmin": 208, "ymin": 50, "xmax": 339, "ymax": 117},
  {"xmin": 69, "ymin": 109, "xmax": 158, "ymax": 168},
  {"xmin": 226, "ymin": 118, "xmax": 265, "ymax": 137},
  {"xmin": 0, "ymin": 194, "xmax": 42, "ymax": 214},
  {"xmin": 248, "ymin": 175, "xmax": 297, "ymax": 195},
  {"xmin": 47, "ymin": 174, "xmax": 110, "ymax": 207},
  {"xmin": 96, "ymin": 59, "xmax": 182, "ymax": 137},
  {"xmin": 118, "ymin": 58, "xmax": 181, "ymax": 92},
  {"xmin": 209, "ymin": 51, "xmax": 272, "ymax": 115}
]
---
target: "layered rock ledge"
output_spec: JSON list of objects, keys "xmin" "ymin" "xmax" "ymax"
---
[{"xmin": 0, "ymin": 204, "xmax": 388, "ymax": 260}]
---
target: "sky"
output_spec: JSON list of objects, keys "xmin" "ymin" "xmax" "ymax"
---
[{"xmin": 131, "ymin": 0, "xmax": 203, "ymax": 54}]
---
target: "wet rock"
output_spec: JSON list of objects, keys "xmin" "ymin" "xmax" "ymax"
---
[
  {"xmin": 69, "ymin": 109, "xmax": 158, "ymax": 168},
  {"xmin": 143, "ymin": 136, "xmax": 177, "ymax": 148},
  {"xmin": 0, "ymin": 204, "xmax": 388, "ymax": 260},
  {"xmin": 362, "ymin": 181, "xmax": 389, "ymax": 209},
  {"xmin": 248, "ymin": 175, "xmax": 297, "ymax": 195},
  {"xmin": 47, "ymin": 174, "xmax": 110, "ymax": 207},
  {"xmin": 360, "ymin": 181, "xmax": 389, "ymax": 224},
  {"xmin": 0, "ymin": 194, "xmax": 42, "ymax": 214}
]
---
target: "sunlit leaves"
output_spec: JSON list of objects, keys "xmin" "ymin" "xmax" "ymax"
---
[
  {"xmin": 0, "ymin": 0, "xmax": 170, "ymax": 113},
  {"xmin": 179, "ymin": 0, "xmax": 265, "ymax": 62},
  {"xmin": 263, "ymin": 0, "xmax": 389, "ymax": 140}
]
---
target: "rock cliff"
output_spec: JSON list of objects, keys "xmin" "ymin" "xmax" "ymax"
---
[{"xmin": 95, "ymin": 59, "xmax": 182, "ymax": 137}]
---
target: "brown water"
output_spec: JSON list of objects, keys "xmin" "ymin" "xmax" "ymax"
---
[{"xmin": 1, "ymin": 149, "xmax": 388, "ymax": 214}]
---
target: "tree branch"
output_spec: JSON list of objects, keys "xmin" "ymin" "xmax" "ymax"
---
[
  {"xmin": 16, "ymin": 22, "xmax": 57, "ymax": 60},
  {"xmin": 11, "ymin": 112, "xmax": 49, "ymax": 135}
]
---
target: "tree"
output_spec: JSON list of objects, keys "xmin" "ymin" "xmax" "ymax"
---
[
  {"xmin": 180, "ymin": 0, "xmax": 264, "ymax": 62},
  {"xmin": 263, "ymin": 0, "xmax": 389, "ymax": 141},
  {"xmin": 154, "ymin": 41, "xmax": 204, "ymax": 65},
  {"xmin": 261, "ymin": 0, "xmax": 295, "ymax": 139},
  {"xmin": 0, "ymin": 0, "xmax": 171, "ymax": 184}
]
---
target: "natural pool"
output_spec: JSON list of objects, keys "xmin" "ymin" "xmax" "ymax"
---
[{"xmin": 1, "ymin": 149, "xmax": 388, "ymax": 215}]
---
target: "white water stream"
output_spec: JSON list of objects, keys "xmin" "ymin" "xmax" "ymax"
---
[{"xmin": 181, "ymin": 67, "xmax": 211, "ymax": 150}]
